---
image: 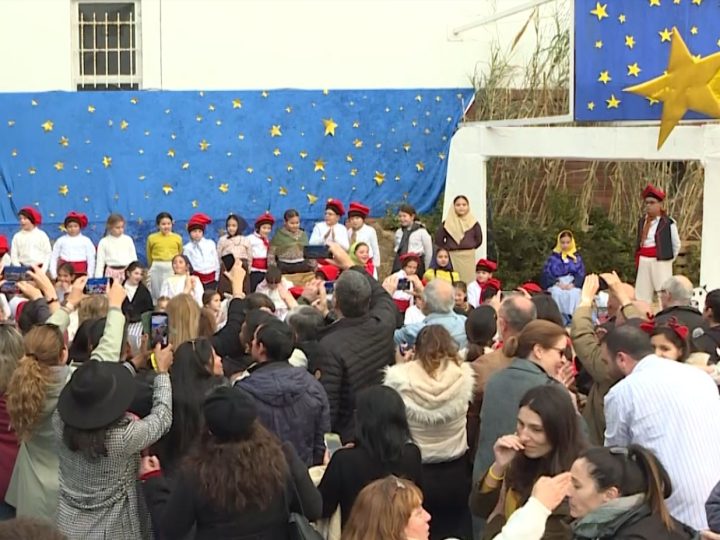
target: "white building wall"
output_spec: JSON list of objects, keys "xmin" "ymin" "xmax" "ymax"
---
[{"xmin": 0, "ymin": 0, "xmax": 565, "ymax": 91}]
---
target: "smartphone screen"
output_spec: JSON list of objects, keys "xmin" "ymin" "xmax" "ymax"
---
[
  {"xmin": 85, "ymin": 277, "xmax": 110, "ymax": 295},
  {"xmin": 324, "ymin": 433, "xmax": 342, "ymax": 458},
  {"xmin": 397, "ymin": 278, "xmax": 411, "ymax": 291},
  {"xmin": 3, "ymin": 266, "xmax": 31, "ymax": 283},
  {"xmin": 0, "ymin": 282, "xmax": 19, "ymax": 295},
  {"xmin": 324, "ymin": 281, "xmax": 335, "ymax": 294},
  {"xmin": 304, "ymin": 245, "xmax": 332, "ymax": 259},
  {"xmin": 151, "ymin": 312, "xmax": 169, "ymax": 348},
  {"xmin": 221, "ymin": 254, "xmax": 235, "ymax": 271}
]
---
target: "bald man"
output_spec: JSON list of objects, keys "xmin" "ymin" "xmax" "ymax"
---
[{"xmin": 655, "ymin": 275, "xmax": 706, "ymax": 332}]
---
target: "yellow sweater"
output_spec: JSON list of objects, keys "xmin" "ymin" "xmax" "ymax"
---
[
  {"xmin": 423, "ymin": 268, "xmax": 460, "ymax": 284},
  {"xmin": 146, "ymin": 232, "xmax": 183, "ymax": 265}
]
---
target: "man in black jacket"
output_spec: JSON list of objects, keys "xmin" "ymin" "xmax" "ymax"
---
[
  {"xmin": 655, "ymin": 275, "xmax": 706, "ymax": 333},
  {"xmin": 316, "ymin": 248, "xmax": 398, "ymax": 442}
]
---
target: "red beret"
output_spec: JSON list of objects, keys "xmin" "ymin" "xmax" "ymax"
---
[
  {"xmin": 641, "ymin": 184, "xmax": 665, "ymax": 202},
  {"xmin": 518, "ymin": 282, "xmax": 543, "ymax": 294},
  {"xmin": 64, "ymin": 211, "xmax": 88, "ymax": 229},
  {"xmin": 399, "ymin": 252, "xmax": 421, "ymax": 266},
  {"xmin": 475, "ymin": 259, "xmax": 498, "ymax": 272},
  {"xmin": 326, "ymin": 199, "xmax": 345, "ymax": 216},
  {"xmin": 187, "ymin": 213, "xmax": 212, "ymax": 232},
  {"xmin": 0, "ymin": 235, "xmax": 8, "ymax": 255},
  {"xmin": 254, "ymin": 212, "xmax": 275, "ymax": 228},
  {"xmin": 348, "ymin": 202, "xmax": 370, "ymax": 218},
  {"xmin": 316, "ymin": 264, "xmax": 340, "ymax": 281},
  {"xmin": 19, "ymin": 207, "xmax": 42, "ymax": 226}
]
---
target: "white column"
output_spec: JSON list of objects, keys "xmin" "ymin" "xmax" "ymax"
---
[
  {"xmin": 700, "ymin": 157, "xmax": 720, "ymax": 290},
  {"xmin": 443, "ymin": 126, "xmax": 488, "ymax": 259},
  {"xmin": 139, "ymin": 0, "xmax": 163, "ymax": 89}
]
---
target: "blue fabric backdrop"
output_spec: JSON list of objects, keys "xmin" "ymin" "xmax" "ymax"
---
[{"xmin": 0, "ymin": 88, "xmax": 473, "ymax": 263}]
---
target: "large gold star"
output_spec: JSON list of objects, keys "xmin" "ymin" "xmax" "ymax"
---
[
  {"xmin": 270, "ymin": 125, "xmax": 282, "ymax": 137},
  {"xmin": 322, "ymin": 118, "xmax": 338, "ymax": 136},
  {"xmin": 307, "ymin": 193, "xmax": 318, "ymax": 205},
  {"xmin": 590, "ymin": 2, "xmax": 608, "ymax": 20},
  {"xmin": 624, "ymin": 27, "xmax": 720, "ymax": 148}
]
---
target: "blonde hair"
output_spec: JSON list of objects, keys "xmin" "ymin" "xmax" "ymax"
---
[
  {"xmin": 78, "ymin": 295, "xmax": 109, "ymax": 325},
  {"xmin": 7, "ymin": 325, "xmax": 65, "ymax": 440},
  {"xmin": 414, "ymin": 324, "xmax": 461, "ymax": 376},
  {"xmin": 341, "ymin": 476, "xmax": 423, "ymax": 540},
  {"xmin": 166, "ymin": 294, "xmax": 200, "ymax": 348},
  {"xmin": 105, "ymin": 213, "xmax": 125, "ymax": 236}
]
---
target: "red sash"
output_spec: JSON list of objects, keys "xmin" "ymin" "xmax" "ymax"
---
[
  {"xmin": 393, "ymin": 298, "xmax": 411, "ymax": 313},
  {"xmin": 635, "ymin": 246, "xmax": 658, "ymax": 268},
  {"xmin": 251, "ymin": 258, "xmax": 268, "ymax": 271},
  {"xmin": 193, "ymin": 271, "xmax": 216, "ymax": 285},
  {"xmin": 58, "ymin": 259, "xmax": 88, "ymax": 275},
  {"xmin": 365, "ymin": 260, "xmax": 375, "ymax": 277}
]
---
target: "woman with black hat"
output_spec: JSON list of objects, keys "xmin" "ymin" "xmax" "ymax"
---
[
  {"xmin": 53, "ymin": 344, "xmax": 174, "ymax": 539},
  {"xmin": 142, "ymin": 386, "xmax": 321, "ymax": 539}
]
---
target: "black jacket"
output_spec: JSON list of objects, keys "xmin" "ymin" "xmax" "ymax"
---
[
  {"xmin": 654, "ymin": 305, "xmax": 706, "ymax": 334},
  {"xmin": 317, "ymin": 268, "xmax": 398, "ymax": 442},
  {"xmin": 121, "ymin": 283, "xmax": 154, "ymax": 323},
  {"xmin": 636, "ymin": 214, "xmax": 675, "ymax": 261},
  {"xmin": 573, "ymin": 503, "xmax": 696, "ymax": 540},
  {"xmin": 143, "ymin": 443, "xmax": 322, "ymax": 540},
  {"xmin": 212, "ymin": 298, "xmax": 252, "ymax": 376}
]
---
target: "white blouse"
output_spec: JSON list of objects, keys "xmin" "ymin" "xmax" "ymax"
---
[
  {"xmin": 49, "ymin": 234, "xmax": 96, "ymax": 278},
  {"xmin": 95, "ymin": 234, "xmax": 138, "ymax": 277},
  {"xmin": 11, "ymin": 228, "xmax": 52, "ymax": 268},
  {"xmin": 183, "ymin": 237, "xmax": 219, "ymax": 277},
  {"xmin": 159, "ymin": 275, "xmax": 204, "ymax": 306},
  {"xmin": 309, "ymin": 222, "xmax": 350, "ymax": 250}
]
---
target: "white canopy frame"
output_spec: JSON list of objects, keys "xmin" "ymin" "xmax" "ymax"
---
[{"xmin": 443, "ymin": 123, "xmax": 720, "ymax": 289}]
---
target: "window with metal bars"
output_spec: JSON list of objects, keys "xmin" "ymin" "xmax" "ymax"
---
[{"xmin": 73, "ymin": 2, "xmax": 140, "ymax": 90}]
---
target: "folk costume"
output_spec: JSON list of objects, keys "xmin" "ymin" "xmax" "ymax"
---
[
  {"xmin": 183, "ymin": 213, "xmax": 219, "ymax": 291},
  {"xmin": 467, "ymin": 259, "xmax": 498, "ymax": 308},
  {"xmin": 346, "ymin": 202, "xmax": 381, "ymax": 269},
  {"xmin": 542, "ymin": 230, "xmax": 585, "ymax": 323},
  {"xmin": 11, "ymin": 207, "xmax": 52, "ymax": 269},
  {"xmin": 270, "ymin": 221, "xmax": 310, "ymax": 274},
  {"xmin": 309, "ymin": 199, "xmax": 350, "ymax": 251},
  {"xmin": 435, "ymin": 201, "xmax": 483, "ymax": 283},
  {"xmin": 249, "ymin": 212, "xmax": 275, "ymax": 292},
  {"xmin": 49, "ymin": 212, "xmax": 95, "ymax": 278}
]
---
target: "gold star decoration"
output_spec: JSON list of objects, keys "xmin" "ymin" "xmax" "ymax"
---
[
  {"xmin": 374, "ymin": 171, "xmax": 386, "ymax": 186},
  {"xmin": 59, "ymin": 136, "xmax": 69, "ymax": 147},
  {"xmin": 598, "ymin": 70, "xmax": 612, "ymax": 84},
  {"xmin": 415, "ymin": 162, "xmax": 425, "ymax": 172},
  {"xmin": 270, "ymin": 125, "xmax": 282, "ymax": 137},
  {"xmin": 120, "ymin": 120, "xmax": 129, "ymax": 130},
  {"xmin": 674, "ymin": 0, "xmax": 681, "ymax": 3},
  {"xmin": 162, "ymin": 184, "xmax": 173, "ymax": 195},
  {"xmin": 10, "ymin": 149, "xmax": 17, "ymax": 157},
  {"xmin": 181, "ymin": 161, "xmax": 190, "ymax": 170},
  {"xmin": 192, "ymin": 200, "xmax": 199, "ymax": 208},
  {"xmin": 438, "ymin": 152, "xmax": 446, "ymax": 160},
  {"xmin": 58, "ymin": 185, "xmax": 69, "ymax": 196},
  {"xmin": 647, "ymin": 96, "xmax": 660, "ymax": 105},
  {"xmin": 606, "ymin": 94, "xmax": 621, "ymax": 108},
  {"xmin": 246, "ymin": 167, "xmax": 254, "ymax": 174},
  {"xmin": 590, "ymin": 2, "xmax": 608, "ymax": 21},
  {"xmin": 28, "ymin": 167, "xmax": 36, "ymax": 175},
  {"xmin": 588, "ymin": 101, "xmax": 596, "ymax": 110},
  {"xmin": 261, "ymin": 91, "xmax": 269, "ymax": 98},
  {"xmin": 130, "ymin": 97, "xmax": 138, "ymax": 104},
  {"xmin": 287, "ymin": 164, "xmax": 294, "ymax": 172},
  {"xmin": 87, "ymin": 105, "xmax": 95, "ymax": 113},
  {"xmin": 691, "ymin": 26, "xmax": 698, "ymax": 35},
  {"xmin": 402, "ymin": 142, "xmax": 411, "ymax": 152},
  {"xmin": 624, "ymin": 27, "xmax": 720, "ymax": 148},
  {"xmin": 625, "ymin": 35, "xmax": 635, "ymax": 49},
  {"xmin": 659, "ymin": 28, "xmax": 673, "ymax": 42},
  {"xmin": 167, "ymin": 149, "xmax": 176, "ymax": 157},
  {"xmin": 102, "ymin": 156, "xmax": 112, "ymax": 168},
  {"xmin": 618, "ymin": 14, "xmax": 626, "ymax": 23},
  {"xmin": 199, "ymin": 139, "xmax": 210, "ymax": 151},
  {"xmin": 352, "ymin": 121, "xmax": 360, "ymax": 128},
  {"xmin": 350, "ymin": 168, "xmax": 358, "ymax": 176},
  {"xmin": 41, "ymin": 120, "xmax": 54, "ymax": 132},
  {"xmin": 649, "ymin": 0, "xmax": 661, "ymax": 5},
  {"xmin": 299, "ymin": 151, "xmax": 308, "ymax": 159},
  {"xmin": 313, "ymin": 159, "xmax": 326, "ymax": 172},
  {"xmin": 279, "ymin": 186, "xmax": 288, "ymax": 196},
  {"xmin": 307, "ymin": 193, "xmax": 319, "ymax": 205},
  {"xmin": 31, "ymin": 99, "xmax": 38, "ymax": 106},
  {"xmin": 353, "ymin": 138, "xmax": 363, "ymax": 148},
  {"xmin": 54, "ymin": 161, "xmax": 64, "ymax": 171},
  {"xmin": 346, "ymin": 154, "xmax": 353, "ymax": 162},
  {"xmin": 628, "ymin": 63, "xmax": 642, "ymax": 77},
  {"xmin": 595, "ymin": 40, "xmax": 603, "ymax": 49},
  {"xmin": 322, "ymin": 118, "xmax": 338, "ymax": 136},
  {"xmin": 7, "ymin": 120, "xmax": 14, "ymax": 127},
  {"xmin": 285, "ymin": 106, "xmax": 292, "ymax": 113},
  {"xmin": 208, "ymin": 104, "xmax": 216, "ymax": 111},
  {"xmin": 692, "ymin": 0, "xmax": 702, "ymax": 4},
  {"xmin": 232, "ymin": 99, "xmax": 242, "ymax": 109},
  {"xmin": 273, "ymin": 148, "xmax": 281, "ymax": 157},
  {"xmin": 219, "ymin": 183, "xmax": 229, "ymax": 193}
]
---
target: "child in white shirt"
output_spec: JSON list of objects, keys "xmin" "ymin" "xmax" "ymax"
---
[
  {"xmin": 309, "ymin": 199, "xmax": 350, "ymax": 250},
  {"xmin": 183, "ymin": 213, "xmax": 219, "ymax": 290},
  {"xmin": 249, "ymin": 212, "xmax": 275, "ymax": 292},
  {"xmin": 50, "ymin": 212, "xmax": 96, "ymax": 278},
  {"xmin": 255, "ymin": 266, "xmax": 297, "ymax": 321},
  {"xmin": 95, "ymin": 213, "xmax": 137, "ymax": 281},
  {"xmin": 11, "ymin": 207, "xmax": 51, "ymax": 268}
]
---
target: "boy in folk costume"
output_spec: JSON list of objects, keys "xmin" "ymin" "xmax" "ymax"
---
[
  {"xmin": 183, "ymin": 213, "xmax": 219, "ymax": 291},
  {"xmin": 467, "ymin": 259, "xmax": 497, "ymax": 308},
  {"xmin": 49, "ymin": 212, "xmax": 96, "ymax": 278},
  {"xmin": 248, "ymin": 212, "xmax": 275, "ymax": 292},
  {"xmin": 635, "ymin": 184, "xmax": 680, "ymax": 304},
  {"xmin": 309, "ymin": 199, "xmax": 350, "ymax": 250},
  {"xmin": 346, "ymin": 202, "xmax": 380, "ymax": 269},
  {"xmin": 11, "ymin": 207, "xmax": 52, "ymax": 268}
]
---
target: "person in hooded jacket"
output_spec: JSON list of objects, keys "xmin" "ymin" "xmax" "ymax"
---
[{"xmin": 234, "ymin": 319, "xmax": 330, "ymax": 466}]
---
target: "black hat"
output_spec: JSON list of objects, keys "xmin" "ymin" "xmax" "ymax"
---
[
  {"xmin": 204, "ymin": 386, "xmax": 257, "ymax": 441},
  {"xmin": 58, "ymin": 360, "xmax": 136, "ymax": 430}
]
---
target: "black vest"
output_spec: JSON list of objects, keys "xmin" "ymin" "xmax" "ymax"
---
[{"xmin": 636, "ymin": 214, "xmax": 674, "ymax": 261}]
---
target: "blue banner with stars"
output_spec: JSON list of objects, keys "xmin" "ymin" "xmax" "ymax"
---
[
  {"xmin": 575, "ymin": 0, "xmax": 720, "ymax": 121},
  {"xmin": 0, "ymin": 88, "xmax": 473, "ymax": 261}
]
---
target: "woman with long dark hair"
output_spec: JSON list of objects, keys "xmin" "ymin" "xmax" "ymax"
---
[
  {"xmin": 568, "ymin": 445, "xmax": 696, "ymax": 539},
  {"xmin": 470, "ymin": 384, "xmax": 586, "ymax": 539},
  {"xmin": 318, "ymin": 385, "xmax": 423, "ymax": 525},
  {"xmin": 143, "ymin": 386, "xmax": 321, "ymax": 539},
  {"xmin": 152, "ymin": 338, "xmax": 224, "ymax": 472}
]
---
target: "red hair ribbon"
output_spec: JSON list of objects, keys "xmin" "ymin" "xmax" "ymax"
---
[{"xmin": 666, "ymin": 317, "xmax": 689, "ymax": 341}]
